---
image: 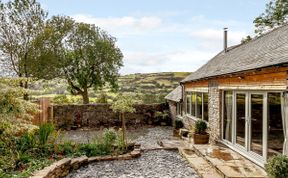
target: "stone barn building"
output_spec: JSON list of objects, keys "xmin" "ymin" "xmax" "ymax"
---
[{"xmin": 172, "ymin": 24, "xmax": 288, "ymax": 167}]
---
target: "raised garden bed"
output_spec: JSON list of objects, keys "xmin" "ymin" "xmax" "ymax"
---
[{"xmin": 30, "ymin": 144, "xmax": 141, "ymax": 178}]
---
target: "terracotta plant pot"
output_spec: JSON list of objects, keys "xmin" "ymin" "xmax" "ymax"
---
[{"xmin": 193, "ymin": 133, "xmax": 209, "ymax": 144}]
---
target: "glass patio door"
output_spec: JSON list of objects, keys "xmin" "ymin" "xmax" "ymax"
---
[
  {"xmin": 234, "ymin": 92, "xmax": 265, "ymax": 159},
  {"xmin": 223, "ymin": 90, "xmax": 284, "ymax": 166}
]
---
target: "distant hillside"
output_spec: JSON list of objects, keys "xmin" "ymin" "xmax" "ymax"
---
[
  {"xmin": 118, "ymin": 72, "xmax": 190, "ymax": 94},
  {"xmin": 30, "ymin": 72, "xmax": 191, "ymax": 103}
]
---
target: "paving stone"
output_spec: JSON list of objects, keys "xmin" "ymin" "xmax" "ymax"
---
[{"xmin": 192, "ymin": 143, "xmax": 268, "ymax": 178}]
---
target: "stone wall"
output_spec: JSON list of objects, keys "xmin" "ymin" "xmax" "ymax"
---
[
  {"xmin": 208, "ymin": 81, "xmax": 221, "ymax": 143},
  {"xmin": 52, "ymin": 103, "xmax": 169, "ymax": 129},
  {"xmin": 167, "ymin": 101, "xmax": 177, "ymax": 126}
]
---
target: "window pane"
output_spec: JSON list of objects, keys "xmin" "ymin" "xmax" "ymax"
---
[
  {"xmin": 186, "ymin": 95, "xmax": 191, "ymax": 114},
  {"xmin": 203, "ymin": 93, "xmax": 208, "ymax": 121},
  {"xmin": 250, "ymin": 94, "xmax": 263, "ymax": 156},
  {"xmin": 191, "ymin": 93, "xmax": 196, "ymax": 116},
  {"xmin": 268, "ymin": 93, "xmax": 284, "ymax": 158},
  {"xmin": 223, "ymin": 91, "xmax": 233, "ymax": 142},
  {"xmin": 186, "ymin": 96, "xmax": 189, "ymax": 113},
  {"xmin": 180, "ymin": 103, "xmax": 182, "ymax": 116},
  {"xmin": 236, "ymin": 93, "xmax": 246, "ymax": 147},
  {"xmin": 196, "ymin": 93, "xmax": 202, "ymax": 119}
]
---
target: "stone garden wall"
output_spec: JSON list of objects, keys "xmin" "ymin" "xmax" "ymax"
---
[{"xmin": 52, "ymin": 103, "xmax": 169, "ymax": 129}]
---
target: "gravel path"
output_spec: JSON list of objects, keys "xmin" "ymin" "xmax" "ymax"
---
[
  {"xmin": 66, "ymin": 150, "xmax": 198, "ymax": 178},
  {"xmin": 65, "ymin": 127, "xmax": 199, "ymax": 178},
  {"xmin": 134, "ymin": 126, "xmax": 173, "ymax": 150}
]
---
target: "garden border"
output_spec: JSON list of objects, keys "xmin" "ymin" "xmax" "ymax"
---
[{"xmin": 30, "ymin": 144, "xmax": 141, "ymax": 178}]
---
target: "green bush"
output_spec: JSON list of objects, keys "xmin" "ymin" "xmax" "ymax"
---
[
  {"xmin": 16, "ymin": 133, "xmax": 37, "ymax": 152},
  {"xmin": 265, "ymin": 154, "xmax": 288, "ymax": 178},
  {"xmin": 175, "ymin": 119, "xmax": 184, "ymax": 129},
  {"xmin": 103, "ymin": 128, "xmax": 117, "ymax": 144},
  {"xmin": 78, "ymin": 143, "xmax": 100, "ymax": 157},
  {"xmin": 52, "ymin": 95, "xmax": 70, "ymax": 104},
  {"xmin": 116, "ymin": 129, "xmax": 126, "ymax": 154},
  {"xmin": 96, "ymin": 92, "xmax": 108, "ymax": 103},
  {"xmin": 56, "ymin": 141, "xmax": 75, "ymax": 156},
  {"xmin": 194, "ymin": 120, "xmax": 208, "ymax": 134},
  {"xmin": 38, "ymin": 123, "xmax": 55, "ymax": 145}
]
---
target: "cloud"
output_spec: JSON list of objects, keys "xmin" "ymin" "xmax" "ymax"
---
[
  {"xmin": 188, "ymin": 28, "xmax": 248, "ymax": 52},
  {"xmin": 120, "ymin": 49, "xmax": 216, "ymax": 75},
  {"xmin": 71, "ymin": 14, "xmax": 162, "ymax": 36},
  {"xmin": 190, "ymin": 28, "xmax": 247, "ymax": 44},
  {"xmin": 71, "ymin": 13, "xmax": 251, "ymax": 75}
]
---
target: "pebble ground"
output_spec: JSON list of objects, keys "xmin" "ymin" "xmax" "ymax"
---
[{"xmin": 65, "ymin": 127, "xmax": 199, "ymax": 178}]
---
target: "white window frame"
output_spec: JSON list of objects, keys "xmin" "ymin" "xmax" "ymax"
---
[
  {"xmin": 186, "ymin": 92, "xmax": 208, "ymax": 121},
  {"xmin": 221, "ymin": 90, "xmax": 283, "ymax": 167}
]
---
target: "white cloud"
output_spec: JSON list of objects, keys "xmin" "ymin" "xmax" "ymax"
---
[
  {"xmin": 71, "ymin": 13, "xmax": 251, "ymax": 75},
  {"xmin": 190, "ymin": 28, "xmax": 247, "ymax": 44},
  {"xmin": 120, "ymin": 49, "xmax": 216, "ymax": 75},
  {"xmin": 71, "ymin": 14, "xmax": 162, "ymax": 36},
  {"xmin": 187, "ymin": 27, "xmax": 249, "ymax": 52}
]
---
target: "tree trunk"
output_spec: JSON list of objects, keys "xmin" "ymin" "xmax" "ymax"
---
[
  {"xmin": 82, "ymin": 87, "xmax": 89, "ymax": 104},
  {"xmin": 121, "ymin": 113, "xmax": 127, "ymax": 148},
  {"xmin": 19, "ymin": 76, "xmax": 29, "ymax": 100},
  {"xmin": 23, "ymin": 80, "xmax": 29, "ymax": 100},
  {"xmin": 23, "ymin": 53, "xmax": 29, "ymax": 100}
]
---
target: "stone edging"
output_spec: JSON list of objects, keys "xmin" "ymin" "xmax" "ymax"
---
[{"xmin": 30, "ymin": 144, "xmax": 141, "ymax": 178}]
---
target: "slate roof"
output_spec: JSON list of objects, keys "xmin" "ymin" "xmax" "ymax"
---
[
  {"xmin": 165, "ymin": 86, "xmax": 182, "ymax": 102},
  {"xmin": 182, "ymin": 24, "xmax": 288, "ymax": 83}
]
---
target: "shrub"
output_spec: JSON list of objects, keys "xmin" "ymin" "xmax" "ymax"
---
[
  {"xmin": 116, "ymin": 129, "xmax": 126, "ymax": 154},
  {"xmin": 78, "ymin": 143, "xmax": 100, "ymax": 157},
  {"xmin": 38, "ymin": 123, "xmax": 55, "ymax": 145},
  {"xmin": 103, "ymin": 128, "xmax": 117, "ymax": 144},
  {"xmin": 52, "ymin": 95, "xmax": 70, "ymax": 104},
  {"xmin": 96, "ymin": 92, "xmax": 108, "ymax": 103},
  {"xmin": 175, "ymin": 119, "xmax": 184, "ymax": 129},
  {"xmin": 265, "ymin": 154, "xmax": 288, "ymax": 178},
  {"xmin": 56, "ymin": 141, "xmax": 75, "ymax": 156},
  {"xmin": 16, "ymin": 133, "xmax": 37, "ymax": 152},
  {"xmin": 194, "ymin": 120, "xmax": 208, "ymax": 134}
]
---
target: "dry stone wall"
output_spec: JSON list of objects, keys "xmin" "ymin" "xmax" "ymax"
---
[{"xmin": 52, "ymin": 103, "xmax": 169, "ymax": 129}]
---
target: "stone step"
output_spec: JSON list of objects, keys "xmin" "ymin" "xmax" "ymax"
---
[{"xmin": 179, "ymin": 148, "xmax": 223, "ymax": 178}]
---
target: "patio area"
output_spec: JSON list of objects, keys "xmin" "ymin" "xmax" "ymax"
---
[{"xmin": 176, "ymin": 140, "xmax": 268, "ymax": 178}]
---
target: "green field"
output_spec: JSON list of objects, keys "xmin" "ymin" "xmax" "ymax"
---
[{"xmin": 29, "ymin": 72, "xmax": 190, "ymax": 103}]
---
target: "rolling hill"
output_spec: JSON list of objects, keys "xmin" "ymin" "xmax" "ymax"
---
[{"xmin": 30, "ymin": 72, "xmax": 191, "ymax": 103}]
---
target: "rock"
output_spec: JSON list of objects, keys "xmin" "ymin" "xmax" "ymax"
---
[
  {"xmin": 130, "ymin": 150, "xmax": 141, "ymax": 158},
  {"xmin": 71, "ymin": 156, "xmax": 88, "ymax": 170}
]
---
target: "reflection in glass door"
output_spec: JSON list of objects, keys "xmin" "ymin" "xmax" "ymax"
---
[
  {"xmin": 250, "ymin": 94, "xmax": 264, "ymax": 156},
  {"xmin": 236, "ymin": 93, "xmax": 246, "ymax": 147},
  {"xmin": 223, "ymin": 91, "xmax": 284, "ymax": 165}
]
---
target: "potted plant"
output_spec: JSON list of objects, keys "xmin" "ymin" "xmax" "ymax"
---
[
  {"xmin": 174, "ymin": 119, "xmax": 184, "ymax": 136},
  {"xmin": 193, "ymin": 120, "xmax": 209, "ymax": 144},
  {"xmin": 265, "ymin": 154, "xmax": 288, "ymax": 178}
]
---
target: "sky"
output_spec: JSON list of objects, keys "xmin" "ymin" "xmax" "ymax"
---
[{"xmin": 37, "ymin": 0, "xmax": 268, "ymax": 75}]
